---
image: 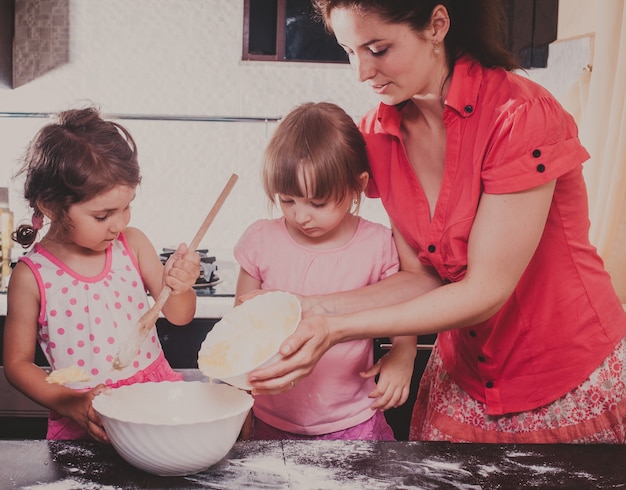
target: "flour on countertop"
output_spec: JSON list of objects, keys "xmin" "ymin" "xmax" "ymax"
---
[
  {"xmin": 31, "ymin": 441, "xmax": 601, "ymax": 489},
  {"xmin": 476, "ymin": 464, "xmax": 504, "ymax": 477},
  {"xmin": 190, "ymin": 440, "xmax": 487, "ymax": 490},
  {"xmin": 504, "ymin": 450, "xmax": 534, "ymax": 457},
  {"xmin": 53, "ymin": 445, "xmax": 96, "ymax": 457},
  {"xmin": 21, "ymin": 478, "xmax": 120, "ymax": 490}
]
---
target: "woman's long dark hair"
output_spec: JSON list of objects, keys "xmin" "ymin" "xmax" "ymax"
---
[{"xmin": 312, "ymin": 0, "xmax": 520, "ymax": 71}]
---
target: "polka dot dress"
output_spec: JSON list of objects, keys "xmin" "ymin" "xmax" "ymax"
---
[{"xmin": 21, "ymin": 235, "xmax": 164, "ymax": 388}]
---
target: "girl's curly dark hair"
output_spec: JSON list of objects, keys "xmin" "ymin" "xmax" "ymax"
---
[{"xmin": 12, "ymin": 106, "xmax": 142, "ymax": 248}]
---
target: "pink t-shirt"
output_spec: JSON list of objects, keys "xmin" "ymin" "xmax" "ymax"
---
[
  {"xmin": 361, "ymin": 56, "xmax": 626, "ymax": 415},
  {"xmin": 22, "ymin": 233, "xmax": 165, "ymax": 388},
  {"xmin": 234, "ymin": 217, "xmax": 399, "ymax": 434}
]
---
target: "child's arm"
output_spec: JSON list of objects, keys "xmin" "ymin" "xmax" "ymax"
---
[
  {"xmin": 235, "ymin": 267, "xmax": 262, "ymax": 306},
  {"xmin": 3, "ymin": 263, "xmax": 109, "ymax": 442},
  {"xmin": 360, "ymin": 335, "xmax": 417, "ymax": 411},
  {"xmin": 125, "ymin": 227, "xmax": 199, "ymax": 326}
]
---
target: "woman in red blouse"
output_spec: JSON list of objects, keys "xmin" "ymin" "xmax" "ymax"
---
[{"xmin": 248, "ymin": 0, "xmax": 626, "ymax": 443}]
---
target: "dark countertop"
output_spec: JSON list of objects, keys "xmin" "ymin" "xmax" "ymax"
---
[{"xmin": 1, "ymin": 439, "xmax": 625, "ymax": 489}]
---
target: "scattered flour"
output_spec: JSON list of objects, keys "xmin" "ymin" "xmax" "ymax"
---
[
  {"xmin": 420, "ymin": 458, "xmax": 473, "ymax": 476},
  {"xmin": 21, "ymin": 478, "xmax": 120, "ymax": 490},
  {"xmin": 522, "ymin": 463, "xmax": 563, "ymax": 475},
  {"xmin": 476, "ymin": 464, "xmax": 503, "ymax": 477}
]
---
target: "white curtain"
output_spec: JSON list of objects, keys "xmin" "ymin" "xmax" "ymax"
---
[{"xmin": 566, "ymin": 1, "xmax": 626, "ymax": 302}]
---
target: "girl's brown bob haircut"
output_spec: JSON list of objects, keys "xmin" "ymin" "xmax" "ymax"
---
[{"xmin": 263, "ymin": 101, "xmax": 369, "ymax": 208}]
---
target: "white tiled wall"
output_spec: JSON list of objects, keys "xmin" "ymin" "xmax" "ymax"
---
[
  {"xmin": 0, "ymin": 1, "xmax": 591, "ymax": 260},
  {"xmin": 0, "ymin": 0, "xmax": 385, "ymax": 260}
]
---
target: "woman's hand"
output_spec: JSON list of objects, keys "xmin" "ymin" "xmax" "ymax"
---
[{"xmin": 247, "ymin": 314, "xmax": 334, "ymax": 395}]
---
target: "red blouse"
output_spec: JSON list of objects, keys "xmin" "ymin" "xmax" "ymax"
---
[{"xmin": 361, "ymin": 56, "xmax": 626, "ymax": 415}]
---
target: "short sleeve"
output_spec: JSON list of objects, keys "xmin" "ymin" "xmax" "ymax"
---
[
  {"xmin": 481, "ymin": 96, "xmax": 590, "ymax": 194},
  {"xmin": 354, "ymin": 219, "xmax": 400, "ymax": 282},
  {"xmin": 379, "ymin": 229, "xmax": 400, "ymax": 280},
  {"xmin": 359, "ymin": 103, "xmax": 400, "ymax": 200},
  {"xmin": 233, "ymin": 220, "xmax": 265, "ymax": 281}
]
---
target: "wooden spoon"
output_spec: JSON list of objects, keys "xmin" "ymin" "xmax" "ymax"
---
[{"xmin": 112, "ymin": 173, "xmax": 238, "ymax": 370}]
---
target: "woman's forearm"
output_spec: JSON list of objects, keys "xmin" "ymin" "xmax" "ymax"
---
[
  {"xmin": 310, "ymin": 269, "xmax": 442, "ymax": 315},
  {"xmin": 330, "ymin": 276, "xmax": 506, "ymax": 345}
]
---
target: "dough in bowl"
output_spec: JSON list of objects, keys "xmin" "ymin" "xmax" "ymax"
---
[{"xmin": 197, "ymin": 291, "xmax": 301, "ymax": 388}]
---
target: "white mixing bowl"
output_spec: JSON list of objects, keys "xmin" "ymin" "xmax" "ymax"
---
[
  {"xmin": 198, "ymin": 291, "xmax": 301, "ymax": 390},
  {"xmin": 93, "ymin": 380, "xmax": 252, "ymax": 476}
]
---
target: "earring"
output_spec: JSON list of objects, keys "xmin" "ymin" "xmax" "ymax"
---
[
  {"xmin": 353, "ymin": 198, "xmax": 358, "ymax": 205},
  {"xmin": 433, "ymin": 41, "xmax": 441, "ymax": 56}
]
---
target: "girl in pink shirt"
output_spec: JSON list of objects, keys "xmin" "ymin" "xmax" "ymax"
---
[
  {"xmin": 235, "ymin": 102, "xmax": 415, "ymax": 440},
  {"xmin": 4, "ymin": 107, "xmax": 200, "ymax": 442}
]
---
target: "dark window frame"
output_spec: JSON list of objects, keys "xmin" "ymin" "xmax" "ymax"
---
[
  {"xmin": 242, "ymin": 0, "xmax": 348, "ymax": 64},
  {"xmin": 504, "ymin": 0, "xmax": 558, "ymax": 68},
  {"xmin": 243, "ymin": 0, "xmax": 285, "ymax": 61}
]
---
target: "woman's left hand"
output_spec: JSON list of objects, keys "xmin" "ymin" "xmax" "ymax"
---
[{"xmin": 247, "ymin": 314, "xmax": 333, "ymax": 395}]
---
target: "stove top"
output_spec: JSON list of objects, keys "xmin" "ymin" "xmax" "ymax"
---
[{"xmin": 194, "ymin": 259, "xmax": 237, "ymax": 297}]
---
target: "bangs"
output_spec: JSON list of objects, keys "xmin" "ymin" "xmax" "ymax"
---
[
  {"xmin": 262, "ymin": 101, "xmax": 368, "ymax": 206},
  {"xmin": 265, "ymin": 155, "xmax": 349, "ymax": 202}
]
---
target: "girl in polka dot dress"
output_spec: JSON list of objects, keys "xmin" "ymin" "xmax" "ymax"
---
[{"xmin": 3, "ymin": 107, "xmax": 200, "ymax": 442}]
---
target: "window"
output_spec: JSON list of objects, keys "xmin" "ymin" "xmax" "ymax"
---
[
  {"xmin": 243, "ymin": 0, "xmax": 348, "ymax": 63},
  {"xmin": 504, "ymin": 0, "xmax": 558, "ymax": 68}
]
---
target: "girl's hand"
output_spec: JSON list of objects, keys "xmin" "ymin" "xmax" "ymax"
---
[
  {"xmin": 85, "ymin": 385, "xmax": 111, "ymax": 443},
  {"xmin": 64, "ymin": 384, "xmax": 110, "ymax": 443},
  {"xmin": 361, "ymin": 343, "xmax": 415, "ymax": 411},
  {"xmin": 247, "ymin": 314, "xmax": 333, "ymax": 395},
  {"xmin": 164, "ymin": 243, "xmax": 200, "ymax": 294}
]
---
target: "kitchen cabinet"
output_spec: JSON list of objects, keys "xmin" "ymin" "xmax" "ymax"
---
[
  {"xmin": 12, "ymin": 0, "xmax": 70, "ymax": 88},
  {"xmin": 156, "ymin": 317, "xmax": 219, "ymax": 369}
]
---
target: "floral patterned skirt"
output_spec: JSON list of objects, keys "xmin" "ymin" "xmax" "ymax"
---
[{"xmin": 410, "ymin": 337, "xmax": 626, "ymax": 443}]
